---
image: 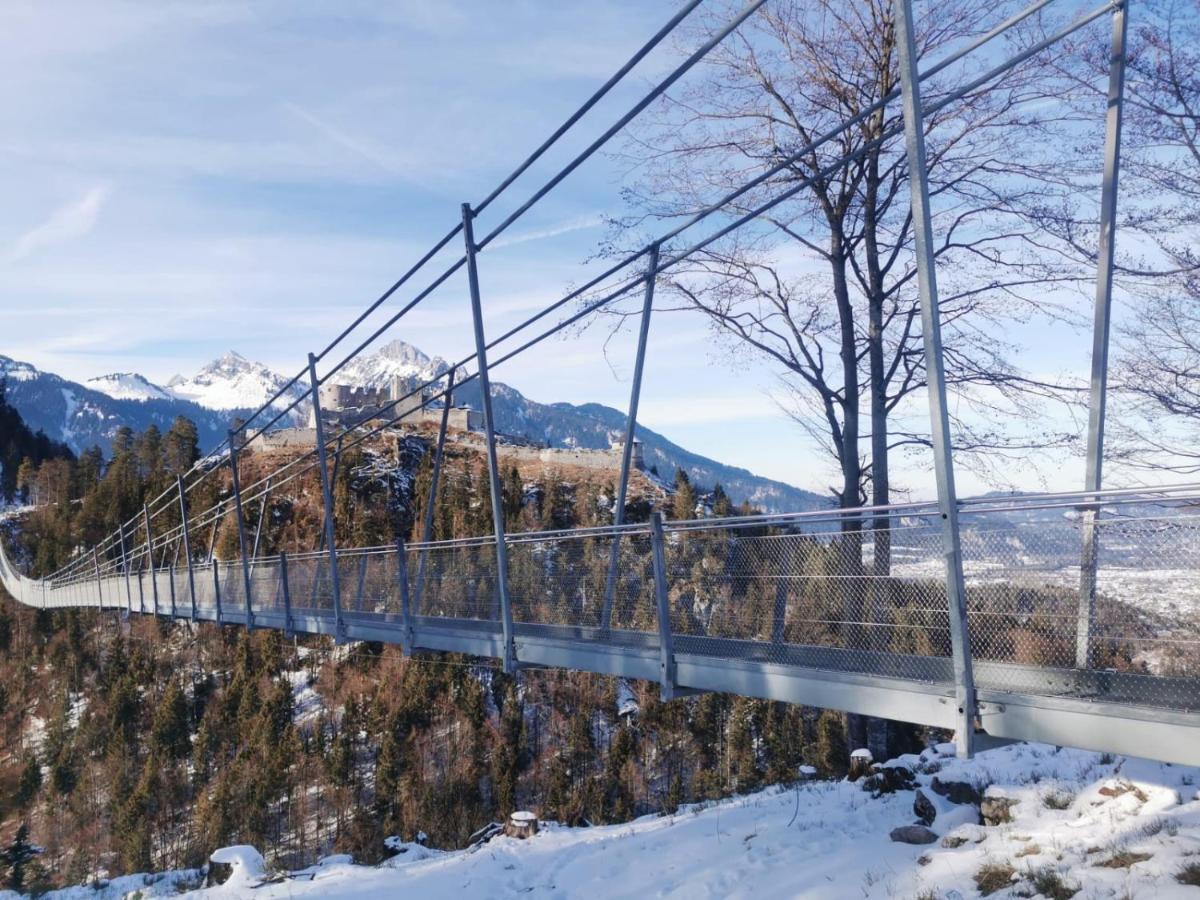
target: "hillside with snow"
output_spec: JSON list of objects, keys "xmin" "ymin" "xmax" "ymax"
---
[
  {"xmin": 85, "ymin": 373, "xmax": 172, "ymax": 402},
  {"xmin": 16, "ymin": 741, "xmax": 1200, "ymax": 899}
]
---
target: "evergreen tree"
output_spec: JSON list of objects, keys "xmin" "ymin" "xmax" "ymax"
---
[
  {"xmin": 2, "ymin": 824, "xmax": 39, "ymax": 892},
  {"xmin": 151, "ymin": 680, "xmax": 191, "ymax": 760},
  {"xmin": 671, "ymin": 468, "xmax": 698, "ymax": 520}
]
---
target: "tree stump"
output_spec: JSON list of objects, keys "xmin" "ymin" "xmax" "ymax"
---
[
  {"xmin": 848, "ymin": 748, "xmax": 874, "ymax": 781},
  {"xmin": 506, "ymin": 811, "xmax": 539, "ymax": 839}
]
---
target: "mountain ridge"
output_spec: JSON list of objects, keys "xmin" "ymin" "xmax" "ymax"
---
[{"xmin": 0, "ymin": 345, "xmax": 826, "ymax": 514}]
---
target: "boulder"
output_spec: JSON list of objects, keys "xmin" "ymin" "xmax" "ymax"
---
[
  {"xmin": 931, "ymin": 776, "xmax": 984, "ymax": 805},
  {"xmin": 862, "ymin": 765, "xmax": 916, "ymax": 797},
  {"xmin": 980, "ymin": 796, "xmax": 1018, "ymax": 826},
  {"xmin": 913, "ymin": 789, "xmax": 937, "ymax": 826},
  {"xmin": 890, "ymin": 824, "xmax": 938, "ymax": 845}
]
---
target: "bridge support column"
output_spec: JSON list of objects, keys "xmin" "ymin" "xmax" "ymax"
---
[
  {"xmin": 1077, "ymin": 2, "xmax": 1128, "ymax": 670},
  {"xmin": 92, "ymin": 548, "xmax": 103, "ymax": 609},
  {"xmin": 308, "ymin": 353, "xmax": 346, "ymax": 642},
  {"xmin": 397, "ymin": 538, "xmax": 414, "ymax": 655},
  {"xmin": 895, "ymin": 0, "xmax": 976, "ymax": 757},
  {"xmin": 229, "ymin": 429, "xmax": 256, "ymax": 631},
  {"xmin": 143, "ymin": 505, "xmax": 159, "ymax": 617},
  {"xmin": 178, "ymin": 475, "xmax": 198, "ymax": 622},
  {"xmin": 414, "ymin": 365, "xmax": 456, "ymax": 615},
  {"xmin": 279, "ymin": 552, "xmax": 294, "ymax": 638},
  {"xmin": 602, "ymin": 242, "xmax": 660, "ymax": 633},
  {"xmin": 212, "ymin": 558, "xmax": 223, "ymax": 625},
  {"xmin": 118, "ymin": 521, "xmax": 133, "ymax": 615},
  {"xmin": 136, "ymin": 566, "xmax": 146, "ymax": 616},
  {"xmin": 649, "ymin": 512, "xmax": 678, "ymax": 699},
  {"xmin": 462, "ymin": 202, "xmax": 516, "ymax": 674}
]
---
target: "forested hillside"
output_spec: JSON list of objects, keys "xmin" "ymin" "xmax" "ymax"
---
[
  {"xmin": 0, "ymin": 414, "xmax": 875, "ymax": 893},
  {"xmin": 0, "ymin": 380, "xmax": 74, "ymax": 504}
]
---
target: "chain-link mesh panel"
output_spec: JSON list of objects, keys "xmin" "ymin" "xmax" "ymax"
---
[
  {"xmin": 502, "ymin": 532, "xmax": 657, "ymax": 634},
  {"xmin": 284, "ymin": 555, "xmax": 337, "ymax": 615},
  {"xmin": 339, "ymin": 550, "xmax": 402, "ymax": 616},
  {"xmin": 411, "ymin": 541, "xmax": 499, "ymax": 621},
  {"xmin": 960, "ymin": 508, "xmax": 1200, "ymax": 711},
  {"xmin": 661, "ymin": 518, "xmax": 954, "ymax": 683}
]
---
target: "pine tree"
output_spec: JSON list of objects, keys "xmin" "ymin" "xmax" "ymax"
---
[
  {"xmin": 14, "ymin": 757, "xmax": 41, "ymax": 808},
  {"xmin": 151, "ymin": 679, "xmax": 191, "ymax": 760},
  {"xmin": 3, "ymin": 825, "xmax": 39, "ymax": 892},
  {"xmin": 671, "ymin": 468, "xmax": 698, "ymax": 520}
]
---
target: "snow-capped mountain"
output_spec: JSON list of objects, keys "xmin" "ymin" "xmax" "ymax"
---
[
  {"xmin": 0, "ymin": 345, "xmax": 826, "ymax": 514},
  {"xmin": 334, "ymin": 339, "xmax": 450, "ymax": 390},
  {"xmin": 86, "ymin": 372, "xmax": 173, "ymax": 402},
  {"xmin": 166, "ymin": 351, "xmax": 307, "ymax": 413}
]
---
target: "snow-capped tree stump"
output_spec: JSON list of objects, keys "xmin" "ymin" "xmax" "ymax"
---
[
  {"xmin": 849, "ymin": 748, "xmax": 874, "ymax": 781},
  {"xmin": 506, "ymin": 811, "xmax": 539, "ymax": 839}
]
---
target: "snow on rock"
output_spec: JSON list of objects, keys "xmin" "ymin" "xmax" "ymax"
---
[
  {"xmin": 209, "ymin": 845, "xmax": 267, "ymax": 887},
  {"xmin": 85, "ymin": 373, "xmax": 172, "ymax": 402}
]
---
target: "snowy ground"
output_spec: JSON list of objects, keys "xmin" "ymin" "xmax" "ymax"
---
[{"xmin": 13, "ymin": 741, "xmax": 1200, "ymax": 900}]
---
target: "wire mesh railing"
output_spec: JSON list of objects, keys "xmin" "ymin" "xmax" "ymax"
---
[{"xmin": 5, "ymin": 490, "xmax": 1199, "ymax": 719}]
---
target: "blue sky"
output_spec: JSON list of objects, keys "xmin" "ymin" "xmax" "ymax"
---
[{"xmin": 0, "ymin": 0, "xmax": 1119, "ymax": 499}]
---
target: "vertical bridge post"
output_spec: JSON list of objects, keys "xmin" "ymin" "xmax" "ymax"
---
[
  {"xmin": 143, "ymin": 504, "xmax": 158, "ymax": 617},
  {"xmin": 397, "ymin": 537, "xmax": 414, "ymax": 655},
  {"xmin": 92, "ymin": 547, "xmax": 103, "ymax": 609},
  {"xmin": 1077, "ymin": 1, "xmax": 1128, "ymax": 670},
  {"xmin": 601, "ymin": 242, "xmax": 660, "ymax": 632},
  {"xmin": 462, "ymin": 202, "xmax": 516, "ymax": 673},
  {"xmin": 414, "ymin": 365, "xmax": 457, "ymax": 614},
  {"xmin": 118, "ymin": 521, "xmax": 133, "ymax": 615},
  {"xmin": 228, "ymin": 429, "xmax": 255, "ymax": 631},
  {"xmin": 279, "ymin": 551, "xmax": 294, "ymax": 637},
  {"xmin": 177, "ymin": 475, "xmax": 198, "ymax": 622},
  {"xmin": 895, "ymin": 0, "xmax": 976, "ymax": 757},
  {"xmin": 648, "ymin": 511, "xmax": 677, "ymax": 699},
  {"xmin": 212, "ymin": 558, "xmax": 223, "ymax": 625},
  {"xmin": 308, "ymin": 353, "xmax": 346, "ymax": 642}
]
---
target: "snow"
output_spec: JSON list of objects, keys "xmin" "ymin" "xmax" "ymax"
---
[
  {"xmin": 43, "ymin": 741, "xmax": 1197, "ymax": 900},
  {"xmin": 333, "ymin": 339, "xmax": 449, "ymax": 391},
  {"xmin": 208, "ymin": 846, "xmax": 266, "ymax": 888},
  {"xmin": 166, "ymin": 351, "xmax": 306, "ymax": 413},
  {"xmin": 85, "ymin": 372, "xmax": 172, "ymax": 402}
]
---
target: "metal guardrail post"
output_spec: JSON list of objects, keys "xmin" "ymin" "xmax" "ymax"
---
[
  {"xmin": 462, "ymin": 202, "xmax": 516, "ymax": 673},
  {"xmin": 213, "ymin": 558, "xmax": 223, "ymax": 625},
  {"xmin": 601, "ymin": 242, "xmax": 660, "ymax": 632},
  {"xmin": 1077, "ymin": 1, "xmax": 1128, "ymax": 670},
  {"xmin": 118, "ymin": 522, "xmax": 133, "ymax": 614},
  {"xmin": 92, "ymin": 547, "xmax": 103, "ymax": 609},
  {"xmin": 649, "ymin": 511, "xmax": 677, "ymax": 699},
  {"xmin": 414, "ymin": 365, "xmax": 457, "ymax": 614},
  {"xmin": 143, "ymin": 504, "xmax": 159, "ymax": 616},
  {"xmin": 177, "ymin": 475, "xmax": 198, "ymax": 622},
  {"xmin": 228, "ymin": 429, "xmax": 255, "ymax": 631},
  {"xmin": 279, "ymin": 552, "xmax": 294, "ymax": 638},
  {"xmin": 895, "ymin": 0, "xmax": 976, "ymax": 757},
  {"xmin": 397, "ymin": 538, "xmax": 414, "ymax": 655},
  {"xmin": 308, "ymin": 353, "xmax": 345, "ymax": 642}
]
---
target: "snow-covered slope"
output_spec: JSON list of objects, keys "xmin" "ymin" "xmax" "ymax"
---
[
  {"xmin": 166, "ymin": 352, "xmax": 306, "ymax": 413},
  {"xmin": 333, "ymin": 339, "xmax": 450, "ymax": 389},
  {"xmin": 27, "ymin": 742, "xmax": 1200, "ymax": 900},
  {"xmin": 85, "ymin": 372, "xmax": 172, "ymax": 402}
]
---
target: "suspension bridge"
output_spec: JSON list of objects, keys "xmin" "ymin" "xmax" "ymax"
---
[{"xmin": 3, "ymin": 0, "xmax": 1198, "ymax": 766}]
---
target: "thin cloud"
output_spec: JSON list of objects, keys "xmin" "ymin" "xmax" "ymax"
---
[
  {"xmin": 489, "ymin": 214, "xmax": 605, "ymax": 250},
  {"xmin": 283, "ymin": 102, "xmax": 401, "ymax": 174},
  {"xmin": 3, "ymin": 184, "xmax": 108, "ymax": 265}
]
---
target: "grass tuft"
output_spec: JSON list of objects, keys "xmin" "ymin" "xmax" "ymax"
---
[{"xmin": 974, "ymin": 861, "xmax": 1016, "ymax": 896}]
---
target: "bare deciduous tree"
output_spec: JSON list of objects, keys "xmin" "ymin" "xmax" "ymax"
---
[{"xmin": 607, "ymin": 0, "xmax": 1086, "ymax": 586}]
